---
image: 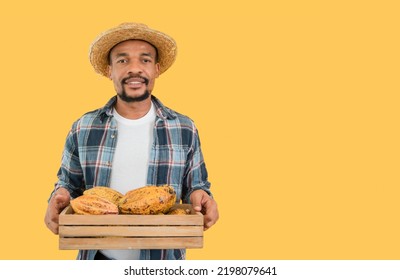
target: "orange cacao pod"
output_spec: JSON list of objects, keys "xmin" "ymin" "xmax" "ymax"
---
[
  {"xmin": 118, "ymin": 185, "xmax": 176, "ymax": 215},
  {"xmin": 70, "ymin": 194, "xmax": 119, "ymax": 215},
  {"xmin": 83, "ymin": 186, "xmax": 123, "ymax": 205}
]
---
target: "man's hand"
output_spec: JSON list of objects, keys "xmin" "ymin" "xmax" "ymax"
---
[
  {"xmin": 44, "ymin": 187, "xmax": 70, "ymax": 234},
  {"xmin": 190, "ymin": 190, "xmax": 219, "ymax": 231}
]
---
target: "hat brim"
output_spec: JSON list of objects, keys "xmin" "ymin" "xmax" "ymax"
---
[{"xmin": 89, "ymin": 23, "xmax": 177, "ymax": 77}]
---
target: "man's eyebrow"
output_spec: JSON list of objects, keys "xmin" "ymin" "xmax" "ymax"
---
[
  {"xmin": 140, "ymin": 52, "xmax": 154, "ymax": 58},
  {"xmin": 113, "ymin": 52, "xmax": 129, "ymax": 59},
  {"xmin": 112, "ymin": 52, "xmax": 155, "ymax": 59}
]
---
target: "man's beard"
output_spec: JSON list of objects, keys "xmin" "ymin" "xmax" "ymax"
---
[
  {"xmin": 117, "ymin": 75, "xmax": 151, "ymax": 103},
  {"xmin": 118, "ymin": 88, "xmax": 151, "ymax": 103}
]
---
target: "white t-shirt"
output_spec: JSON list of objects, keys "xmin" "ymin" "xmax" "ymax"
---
[{"xmin": 100, "ymin": 102, "xmax": 156, "ymax": 260}]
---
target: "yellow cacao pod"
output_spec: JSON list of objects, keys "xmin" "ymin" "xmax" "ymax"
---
[
  {"xmin": 83, "ymin": 186, "xmax": 123, "ymax": 205},
  {"xmin": 167, "ymin": 208, "xmax": 190, "ymax": 215},
  {"xmin": 70, "ymin": 194, "xmax": 119, "ymax": 215},
  {"xmin": 119, "ymin": 185, "xmax": 176, "ymax": 215}
]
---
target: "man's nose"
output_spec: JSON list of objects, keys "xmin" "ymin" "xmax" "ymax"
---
[{"xmin": 127, "ymin": 60, "xmax": 143, "ymax": 75}]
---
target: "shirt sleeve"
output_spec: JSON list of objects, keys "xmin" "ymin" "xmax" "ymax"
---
[
  {"xmin": 182, "ymin": 125, "xmax": 212, "ymax": 203},
  {"xmin": 52, "ymin": 123, "xmax": 85, "ymax": 199}
]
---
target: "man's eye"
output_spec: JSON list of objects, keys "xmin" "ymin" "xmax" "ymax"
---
[{"xmin": 117, "ymin": 59, "xmax": 127, "ymax": 63}]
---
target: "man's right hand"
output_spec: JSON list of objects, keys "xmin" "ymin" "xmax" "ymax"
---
[{"xmin": 44, "ymin": 187, "xmax": 70, "ymax": 234}]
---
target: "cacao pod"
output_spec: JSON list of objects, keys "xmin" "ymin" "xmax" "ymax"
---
[
  {"xmin": 119, "ymin": 185, "xmax": 176, "ymax": 215},
  {"xmin": 83, "ymin": 186, "xmax": 123, "ymax": 205},
  {"xmin": 70, "ymin": 194, "xmax": 119, "ymax": 215},
  {"xmin": 167, "ymin": 208, "xmax": 190, "ymax": 215}
]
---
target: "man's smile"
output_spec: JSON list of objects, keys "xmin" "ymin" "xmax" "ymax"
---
[{"xmin": 122, "ymin": 76, "xmax": 149, "ymax": 89}]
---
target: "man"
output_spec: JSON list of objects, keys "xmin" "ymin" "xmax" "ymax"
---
[{"xmin": 44, "ymin": 22, "xmax": 219, "ymax": 260}]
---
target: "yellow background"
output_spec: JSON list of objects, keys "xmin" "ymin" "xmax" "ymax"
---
[{"xmin": 0, "ymin": 0, "xmax": 399, "ymax": 260}]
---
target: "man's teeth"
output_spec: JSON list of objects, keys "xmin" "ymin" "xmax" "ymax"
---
[{"xmin": 128, "ymin": 81, "xmax": 142, "ymax": 84}]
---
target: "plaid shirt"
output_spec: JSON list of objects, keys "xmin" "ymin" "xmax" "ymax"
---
[{"xmin": 54, "ymin": 95, "xmax": 211, "ymax": 260}]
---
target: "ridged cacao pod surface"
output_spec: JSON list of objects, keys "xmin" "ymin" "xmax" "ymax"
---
[
  {"xmin": 83, "ymin": 186, "xmax": 123, "ymax": 205},
  {"xmin": 119, "ymin": 185, "xmax": 176, "ymax": 215},
  {"xmin": 167, "ymin": 208, "xmax": 190, "ymax": 215},
  {"xmin": 70, "ymin": 194, "xmax": 119, "ymax": 215}
]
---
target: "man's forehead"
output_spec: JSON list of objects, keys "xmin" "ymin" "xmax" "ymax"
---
[{"xmin": 109, "ymin": 39, "xmax": 158, "ymax": 57}]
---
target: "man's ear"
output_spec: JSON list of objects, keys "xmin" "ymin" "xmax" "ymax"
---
[
  {"xmin": 155, "ymin": 63, "xmax": 160, "ymax": 78},
  {"xmin": 107, "ymin": 65, "xmax": 112, "ymax": 80}
]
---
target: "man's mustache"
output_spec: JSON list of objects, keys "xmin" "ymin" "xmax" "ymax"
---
[{"xmin": 121, "ymin": 75, "xmax": 149, "ymax": 85}]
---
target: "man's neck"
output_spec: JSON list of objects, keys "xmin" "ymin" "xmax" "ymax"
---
[{"xmin": 114, "ymin": 96, "xmax": 152, "ymax": 120}]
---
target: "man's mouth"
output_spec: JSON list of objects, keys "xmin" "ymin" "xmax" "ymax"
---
[{"xmin": 122, "ymin": 76, "xmax": 149, "ymax": 87}]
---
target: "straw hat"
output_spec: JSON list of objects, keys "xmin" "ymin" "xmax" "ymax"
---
[{"xmin": 89, "ymin": 22, "xmax": 177, "ymax": 77}]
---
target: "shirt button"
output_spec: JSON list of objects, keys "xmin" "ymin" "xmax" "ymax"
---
[{"xmin": 111, "ymin": 134, "xmax": 115, "ymax": 138}]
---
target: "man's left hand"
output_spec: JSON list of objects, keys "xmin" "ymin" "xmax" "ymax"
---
[{"xmin": 190, "ymin": 190, "xmax": 219, "ymax": 230}]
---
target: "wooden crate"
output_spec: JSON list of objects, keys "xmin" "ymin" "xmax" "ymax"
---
[{"xmin": 59, "ymin": 204, "xmax": 203, "ymax": 250}]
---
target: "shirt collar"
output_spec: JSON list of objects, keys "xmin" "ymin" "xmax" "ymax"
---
[{"xmin": 99, "ymin": 95, "xmax": 177, "ymax": 121}]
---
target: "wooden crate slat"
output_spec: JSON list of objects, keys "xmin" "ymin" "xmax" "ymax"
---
[
  {"xmin": 59, "ymin": 205, "xmax": 203, "ymax": 226},
  {"xmin": 59, "ymin": 214, "xmax": 203, "ymax": 226},
  {"xmin": 59, "ymin": 237, "xmax": 203, "ymax": 250},
  {"xmin": 59, "ymin": 225, "xmax": 203, "ymax": 237}
]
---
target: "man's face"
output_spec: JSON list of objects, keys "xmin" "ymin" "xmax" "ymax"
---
[{"xmin": 108, "ymin": 40, "xmax": 160, "ymax": 103}]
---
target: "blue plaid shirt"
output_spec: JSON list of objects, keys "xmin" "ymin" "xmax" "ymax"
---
[{"xmin": 54, "ymin": 95, "xmax": 211, "ymax": 260}]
